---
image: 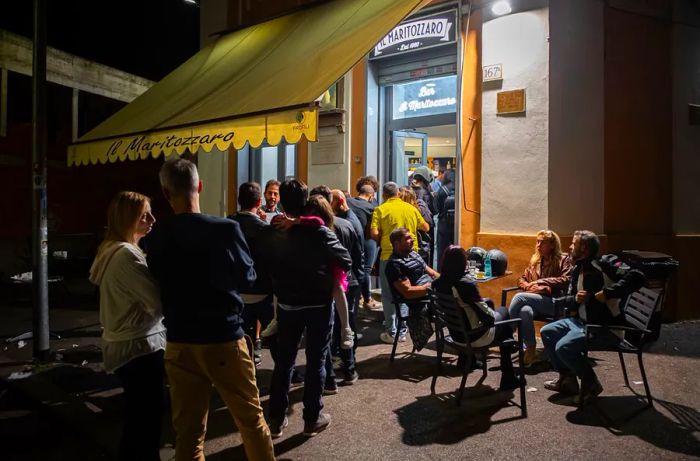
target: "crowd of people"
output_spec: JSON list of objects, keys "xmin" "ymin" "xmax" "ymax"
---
[{"xmin": 89, "ymin": 157, "xmax": 645, "ymax": 460}]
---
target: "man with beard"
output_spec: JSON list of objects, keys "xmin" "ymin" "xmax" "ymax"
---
[{"xmin": 541, "ymin": 230, "xmax": 644, "ymax": 404}]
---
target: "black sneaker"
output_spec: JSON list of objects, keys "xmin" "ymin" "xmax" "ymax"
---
[
  {"xmin": 323, "ymin": 381, "xmax": 338, "ymax": 395},
  {"xmin": 303, "ymin": 413, "xmax": 331, "ymax": 437},
  {"xmin": 268, "ymin": 416, "xmax": 288, "ymax": 439},
  {"xmin": 574, "ymin": 377, "xmax": 603, "ymax": 405},
  {"xmin": 339, "ymin": 370, "xmax": 359, "ymax": 386}
]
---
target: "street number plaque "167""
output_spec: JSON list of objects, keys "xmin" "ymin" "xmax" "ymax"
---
[{"xmin": 483, "ymin": 64, "xmax": 502, "ymax": 82}]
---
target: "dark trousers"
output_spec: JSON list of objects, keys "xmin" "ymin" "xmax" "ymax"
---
[
  {"xmin": 241, "ymin": 295, "xmax": 275, "ymax": 339},
  {"xmin": 114, "ymin": 349, "xmax": 165, "ymax": 461},
  {"xmin": 269, "ymin": 304, "xmax": 333, "ymax": 423},
  {"xmin": 327, "ymin": 285, "xmax": 361, "ymax": 380},
  {"xmin": 362, "ymin": 239, "xmax": 378, "ymax": 301}
]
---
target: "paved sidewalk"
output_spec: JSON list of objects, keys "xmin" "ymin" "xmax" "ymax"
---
[{"xmin": 1, "ymin": 303, "xmax": 699, "ymax": 460}]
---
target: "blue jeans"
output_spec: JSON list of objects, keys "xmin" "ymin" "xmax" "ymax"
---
[
  {"xmin": 508, "ymin": 292, "xmax": 555, "ymax": 347},
  {"xmin": 362, "ymin": 239, "xmax": 378, "ymax": 302},
  {"xmin": 379, "ymin": 260, "xmax": 407, "ymax": 336},
  {"xmin": 541, "ymin": 318, "xmax": 589, "ymax": 380},
  {"xmin": 268, "ymin": 304, "xmax": 333, "ymax": 423}
]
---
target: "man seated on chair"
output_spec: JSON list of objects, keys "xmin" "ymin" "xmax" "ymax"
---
[
  {"xmin": 541, "ymin": 230, "xmax": 645, "ymax": 404},
  {"xmin": 384, "ymin": 228, "xmax": 439, "ymax": 350}
]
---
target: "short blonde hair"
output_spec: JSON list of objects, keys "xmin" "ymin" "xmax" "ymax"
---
[{"xmin": 100, "ymin": 191, "xmax": 150, "ymax": 249}]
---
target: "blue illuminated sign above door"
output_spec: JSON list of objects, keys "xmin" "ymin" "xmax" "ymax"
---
[{"xmin": 392, "ymin": 74, "xmax": 457, "ymax": 120}]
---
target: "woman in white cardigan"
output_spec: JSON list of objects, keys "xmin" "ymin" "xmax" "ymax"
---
[{"xmin": 89, "ymin": 191, "xmax": 164, "ymax": 461}]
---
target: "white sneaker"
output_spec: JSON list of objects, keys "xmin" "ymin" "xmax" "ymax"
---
[
  {"xmin": 379, "ymin": 332, "xmax": 394, "ymax": 344},
  {"xmin": 341, "ymin": 328, "xmax": 354, "ymax": 349},
  {"xmin": 261, "ymin": 319, "xmax": 278, "ymax": 338}
]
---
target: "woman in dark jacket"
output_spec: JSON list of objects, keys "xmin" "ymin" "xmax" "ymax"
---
[{"xmin": 432, "ymin": 245, "xmax": 521, "ymax": 390}]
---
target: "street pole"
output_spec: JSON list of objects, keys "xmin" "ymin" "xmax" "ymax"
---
[{"xmin": 32, "ymin": 0, "xmax": 50, "ymax": 363}]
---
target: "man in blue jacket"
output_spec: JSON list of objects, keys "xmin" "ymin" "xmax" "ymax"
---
[{"xmin": 146, "ymin": 158, "xmax": 274, "ymax": 461}]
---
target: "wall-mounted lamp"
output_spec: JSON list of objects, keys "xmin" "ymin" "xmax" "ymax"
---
[{"xmin": 491, "ymin": 1, "xmax": 512, "ymax": 16}]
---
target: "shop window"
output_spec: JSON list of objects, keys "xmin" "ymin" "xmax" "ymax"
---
[{"xmin": 236, "ymin": 141, "xmax": 297, "ymax": 190}]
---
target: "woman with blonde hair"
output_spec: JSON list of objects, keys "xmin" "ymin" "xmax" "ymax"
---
[
  {"xmin": 89, "ymin": 191, "xmax": 165, "ymax": 460},
  {"xmin": 508, "ymin": 229, "xmax": 572, "ymax": 367}
]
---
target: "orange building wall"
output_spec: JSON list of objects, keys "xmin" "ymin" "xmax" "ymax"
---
[
  {"xmin": 350, "ymin": 61, "xmax": 367, "ymax": 191},
  {"xmin": 459, "ymin": 9, "xmax": 482, "ymax": 249}
]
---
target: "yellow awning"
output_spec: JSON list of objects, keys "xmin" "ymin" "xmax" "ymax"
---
[{"xmin": 68, "ymin": 0, "xmax": 427, "ymax": 166}]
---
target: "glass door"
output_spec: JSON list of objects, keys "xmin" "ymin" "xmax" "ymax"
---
[{"xmin": 390, "ymin": 130, "xmax": 428, "ymax": 186}]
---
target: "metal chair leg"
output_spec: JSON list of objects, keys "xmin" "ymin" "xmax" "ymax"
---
[
  {"xmin": 619, "ymin": 351, "xmax": 630, "ymax": 387},
  {"xmin": 431, "ymin": 333, "xmax": 443, "ymax": 394},
  {"xmin": 517, "ymin": 335, "xmax": 527, "ymax": 417},
  {"xmin": 390, "ymin": 322, "xmax": 400, "ymax": 362},
  {"xmin": 637, "ymin": 351, "xmax": 654, "ymax": 408},
  {"xmin": 456, "ymin": 357, "xmax": 470, "ymax": 407}
]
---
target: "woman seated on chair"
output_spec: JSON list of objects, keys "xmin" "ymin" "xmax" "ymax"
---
[
  {"xmin": 508, "ymin": 229, "xmax": 572, "ymax": 367},
  {"xmin": 433, "ymin": 245, "xmax": 522, "ymax": 391}
]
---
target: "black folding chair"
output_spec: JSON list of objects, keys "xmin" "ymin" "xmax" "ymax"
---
[
  {"xmin": 430, "ymin": 291, "xmax": 527, "ymax": 415},
  {"xmin": 389, "ymin": 295, "xmax": 431, "ymax": 362},
  {"xmin": 583, "ymin": 287, "xmax": 660, "ymax": 423}
]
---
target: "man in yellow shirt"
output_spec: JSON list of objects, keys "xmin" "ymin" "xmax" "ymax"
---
[{"xmin": 370, "ymin": 182, "xmax": 429, "ymax": 343}]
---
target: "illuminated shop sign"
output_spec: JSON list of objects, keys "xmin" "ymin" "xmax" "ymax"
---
[
  {"xmin": 392, "ymin": 74, "xmax": 457, "ymax": 120},
  {"xmin": 370, "ymin": 9, "xmax": 457, "ymax": 59}
]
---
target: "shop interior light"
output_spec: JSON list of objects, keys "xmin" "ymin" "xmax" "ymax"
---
[{"xmin": 491, "ymin": 1, "xmax": 512, "ymax": 16}]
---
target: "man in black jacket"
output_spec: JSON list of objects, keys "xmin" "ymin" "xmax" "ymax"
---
[
  {"xmin": 147, "ymin": 158, "xmax": 274, "ymax": 460},
  {"xmin": 264, "ymin": 179, "xmax": 352, "ymax": 438},
  {"xmin": 228, "ymin": 182, "xmax": 274, "ymax": 366},
  {"xmin": 541, "ymin": 230, "xmax": 645, "ymax": 403}
]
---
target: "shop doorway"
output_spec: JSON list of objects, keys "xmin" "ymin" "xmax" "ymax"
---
[
  {"xmin": 389, "ymin": 124, "xmax": 456, "ymax": 186},
  {"xmin": 390, "ymin": 130, "xmax": 427, "ymax": 185}
]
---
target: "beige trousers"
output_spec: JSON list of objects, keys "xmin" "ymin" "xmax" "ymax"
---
[{"xmin": 164, "ymin": 338, "xmax": 275, "ymax": 461}]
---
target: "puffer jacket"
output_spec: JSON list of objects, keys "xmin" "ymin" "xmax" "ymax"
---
[{"xmin": 517, "ymin": 254, "xmax": 573, "ymax": 297}]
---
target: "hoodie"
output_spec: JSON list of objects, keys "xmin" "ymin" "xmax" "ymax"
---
[{"xmin": 90, "ymin": 242, "xmax": 165, "ymax": 371}]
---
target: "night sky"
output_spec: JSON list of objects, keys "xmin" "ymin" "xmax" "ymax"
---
[{"xmin": 0, "ymin": 0, "xmax": 200, "ymax": 81}]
